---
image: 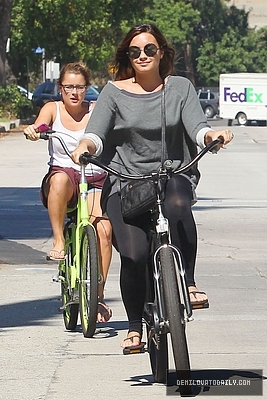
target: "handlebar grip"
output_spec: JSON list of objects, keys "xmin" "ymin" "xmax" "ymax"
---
[
  {"xmin": 209, "ymin": 135, "xmax": 225, "ymax": 154},
  {"xmin": 24, "ymin": 129, "xmax": 55, "ymax": 140},
  {"xmin": 39, "ymin": 132, "xmax": 50, "ymax": 140},
  {"xmin": 24, "ymin": 133, "xmax": 40, "ymax": 140},
  {"xmin": 79, "ymin": 151, "xmax": 92, "ymax": 165},
  {"xmin": 217, "ymin": 135, "xmax": 224, "ymax": 144}
]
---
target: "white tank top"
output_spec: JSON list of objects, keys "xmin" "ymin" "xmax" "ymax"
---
[{"xmin": 48, "ymin": 102, "xmax": 104, "ymax": 176}]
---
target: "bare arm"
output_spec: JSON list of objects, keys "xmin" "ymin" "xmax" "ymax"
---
[
  {"xmin": 23, "ymin": 102, "xmax": 55, "ymax": 140},
  {"xmin": 71, "ymin": 139, "xmax": 97, "ymax": 164}
]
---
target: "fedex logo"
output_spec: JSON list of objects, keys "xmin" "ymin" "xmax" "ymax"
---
[{"xmin": 224, "ymin": 87, "xmax": 263, "ymax": 103}]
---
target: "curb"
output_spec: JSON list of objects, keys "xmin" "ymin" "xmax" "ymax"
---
[{"xmin": 0, "ymin": 117, "xmax": 35, "ymax": 138}]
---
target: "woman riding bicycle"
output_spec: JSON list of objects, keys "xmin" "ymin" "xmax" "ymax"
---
[
  {"xmin": 72, "ymin": 24, "xmax": 234, "ymax": 349},
  {"xmin": 24, "ymin": 62, "xmax": 112, "ymax": 323}
]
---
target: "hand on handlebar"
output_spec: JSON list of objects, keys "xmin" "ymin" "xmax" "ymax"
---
[
  {"xmin": 71, "ymin": 142, "xmax": 91, "ymax": 165},
  {"xmin": 23, "ymin": 124, "xmax": 40, "ymax": 141},
  {"xmin": 204, "ymin": 129, "xmax": 234, "ymax": 149},
  {"xmin": 24, "ymin": 123, "xmax": 53, "ymax": 141}
]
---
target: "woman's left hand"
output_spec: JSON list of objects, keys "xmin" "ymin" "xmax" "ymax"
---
[{"xmin": 204, "ymin": 129, "xmax": 234, "ymax": 148}]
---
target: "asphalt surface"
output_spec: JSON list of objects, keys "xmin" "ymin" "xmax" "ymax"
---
[{"xmin": 0, "ymin": 120, "xmax": 267, "ymax": 399}]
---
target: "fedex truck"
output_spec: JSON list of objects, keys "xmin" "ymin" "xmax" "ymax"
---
[{"xmin": 219, "ymin": 73, "xmax": 267, "ymax": 126}]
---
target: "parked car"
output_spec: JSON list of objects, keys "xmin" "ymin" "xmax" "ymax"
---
[
  {"xmin": 32, "ymin": 81, "xmax": 99, "ymax": 108},
  {"xmin": 197, "ymin": 89, "xmax": 219, "ymax": 118},
  {"xmin": 17, "ymin": 85, "xmax": 33, "ymax": 100}
]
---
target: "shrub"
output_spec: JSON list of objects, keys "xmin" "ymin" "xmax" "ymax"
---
[{"xmin": 0, "ymin": 85, "xmax": 34, "ymax": 119}]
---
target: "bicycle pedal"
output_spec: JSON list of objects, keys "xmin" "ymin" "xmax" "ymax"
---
[
  {"xmin": 192, "ymin": 301, "xmax": 209, "ymax": 310},
  {"xmin": 123, "ymin": 344, "xmax": 146, "ymax": 355},
  {"xmin": 52, "ymin": 274, "xmax": 59, "ymax": 282}
]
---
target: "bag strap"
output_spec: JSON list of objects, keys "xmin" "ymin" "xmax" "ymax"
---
[{"xmin": 160, "ymin": 84, "xmax": 167, "ymax": 167}]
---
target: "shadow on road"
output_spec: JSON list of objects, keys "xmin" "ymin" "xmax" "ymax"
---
[
  {"xmin": 0, "ymin": 294, "xmax": 129, "ymax": 337},
  {"xmin": 0, "ymin": 239, "xmax": 48, "ymax": 265},
  {"xmin": 0, "ymin": 187, "xmax": 51, "ymax": 240},
  {"xmin": 0, "ymin": 186, "xmax": 52, "ymax": 265},
  {"xmin": 0, "ymin": 296, "xmax": 60, "ymax": 328}
]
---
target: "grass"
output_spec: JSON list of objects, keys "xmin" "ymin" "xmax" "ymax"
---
[{"xmin": 0, "ymin": 118, "xmax": 11, "ymax": 122}]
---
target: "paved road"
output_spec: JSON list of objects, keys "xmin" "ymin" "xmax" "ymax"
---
[{"xmin": 0, "ymin": 122, "xmax": 267, "ymax": 399}]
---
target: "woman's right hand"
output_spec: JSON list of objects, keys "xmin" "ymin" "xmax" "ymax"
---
[
  {"xmin": 71, "ymin": 139, "xmax": 96, "ymax": 165},
  {"xmin": 23, "ymin": 124, "xmax": 40, "ymax": 141}
]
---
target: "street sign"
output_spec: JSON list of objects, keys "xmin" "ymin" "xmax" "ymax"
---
[
  {"xmin": 46, "ymin": 61, "xmax": 60, "ymax": 80},
  {"xmin": 34, "ymin": 47, "xmax": 44, "ymax": 54}
]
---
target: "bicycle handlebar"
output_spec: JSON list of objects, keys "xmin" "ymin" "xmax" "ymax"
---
[
  {"xmin": 39, "ymin": 130, "xmax": 74, "ymax": 160},
  {"xmin": 79, "ymin": 135, "xmax": 224, "ymax": 181},
  {"xmin": 25, "ymin": 128, "xmax": 224, "ymax": 177}
]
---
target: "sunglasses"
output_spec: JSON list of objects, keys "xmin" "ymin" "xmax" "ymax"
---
[{"xmin": 127, "ymin": 43, "xmax": 160, "ymax": 59}]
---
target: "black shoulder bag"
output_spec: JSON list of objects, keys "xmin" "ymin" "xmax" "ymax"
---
[{"xmin": 120, "ymin": 86, "xmax": 166, "ymax": 219}]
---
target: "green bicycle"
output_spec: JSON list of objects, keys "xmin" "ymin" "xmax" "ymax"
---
[{"xmin": 40, "ymin": 130, "xmax": 100, "ymax": 338}]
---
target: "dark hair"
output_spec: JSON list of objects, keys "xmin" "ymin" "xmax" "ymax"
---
[
  {"xmin": 58, "ymin": 62, "xmax": 91, "ymax": 86},
  {"xmin": 111, "ymin": 23, "xmax": 175, "ymax": 80}
]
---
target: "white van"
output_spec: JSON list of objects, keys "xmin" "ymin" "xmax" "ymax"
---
[{"xmin": 219, "ymin": 73, "xmax": 267, "ymax": 125}]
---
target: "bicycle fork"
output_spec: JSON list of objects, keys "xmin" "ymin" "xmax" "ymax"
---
[{"xmin": 153, "ymin": 202, "xmax": 193, "ymax": 326}]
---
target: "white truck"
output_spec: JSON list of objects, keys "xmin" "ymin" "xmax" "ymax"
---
[{"xmin": 219, "ymin": 73, "xmax": 267, "ymax": 126}]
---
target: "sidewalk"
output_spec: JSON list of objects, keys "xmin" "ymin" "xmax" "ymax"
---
[{"xmin": 0, "ymin": 125, "xmax": 266, "ymax": 399}]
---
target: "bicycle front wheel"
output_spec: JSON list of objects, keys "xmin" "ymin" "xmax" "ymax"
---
[
  {"xmin": 160, "ymin": 246, "xmax": 192, "ymax": 396},
  {"xmin": 79, "ymin": 224, "xmax": 99, "ymax": 338},
  {"xmin": 144, "ymin": 259, "xmax": 168, "ymax": 383},
  {"xmin": 61, "ymin": 223, "xmax": 79, "ymax": 331}
]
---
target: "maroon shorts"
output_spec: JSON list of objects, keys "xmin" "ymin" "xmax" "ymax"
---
[{"xmin": 40, "ymin": 166, "xmax": 107, "ymax": 209}]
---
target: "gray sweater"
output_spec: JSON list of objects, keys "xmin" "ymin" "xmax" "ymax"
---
[{"xmin": 84, "ymin": 75, "xmax": 210, "ymax": 185}]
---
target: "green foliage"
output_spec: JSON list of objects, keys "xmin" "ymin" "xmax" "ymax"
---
[
  {"xmin": 147, "ymin": 0, "xmax": 267, "ymax": 86},
  {"xmin": 0, "ymin": 85, "xmax": 34, "ymax": 119},
  {"xmin": 197, "ymin": 27, "xmax": 267, "ymax": 85},
  {"xmin": 7, "ymin": 0, "xmax": 267, "ymax": 88},
  {"xmin": 145, "ymin": 0, "xmax": 200, "ymax": 46},
  {"xmin": 10, "ymin": 0, "xmax": 150, "ymax": 82},
  {"xmin": 144, "ymin": 0, "xmax": 200, "ymax": 74}
]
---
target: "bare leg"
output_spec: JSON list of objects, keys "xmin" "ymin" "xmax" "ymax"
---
[{"xmin": 44, "ymin": 172, "xmax": 73, "ymax": 258}]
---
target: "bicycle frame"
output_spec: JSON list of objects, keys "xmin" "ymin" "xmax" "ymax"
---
[
  {"xmin": 44, "ymin": 134, "xmax": 99, "ymax": 301},
  {"xmin": 61, "ymin": 164, "xmax": 95, "ymax": 300},
  {"xmin": 79, "ymin": 136, "xmax": 224, "ymax": 388},
  {"xmin": 80, "ymin": 137, "xmax": 223, "ymax": 318},
  {"xmin": 80, "ymin": 138, "xmax": 224, "ymax": 315},
  {"xmin": 72, "ymin": 164, "xmax": 100, "ymax": 292},
  {"xmin": 38, "ymin": 130, "xmax": 100, "ymax": 337},
  {"xmin": 143, "ymin": 177, "xmax": 193, "ymax": 340}
]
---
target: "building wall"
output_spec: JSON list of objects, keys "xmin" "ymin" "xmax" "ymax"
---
[{"xmin": 228, "ymin": 0, "xmax": 267, "ymax": 28}]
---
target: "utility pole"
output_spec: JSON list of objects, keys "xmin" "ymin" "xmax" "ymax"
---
[{"xmin": 33, "ymin": 47, "xmax": 45, "ymax": 82}]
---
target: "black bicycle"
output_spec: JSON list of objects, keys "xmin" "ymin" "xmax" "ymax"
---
[{"xmin": 80, "ymin": 137, "xmax": 223, "ymax": 396}]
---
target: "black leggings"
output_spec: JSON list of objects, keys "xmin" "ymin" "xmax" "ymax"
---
[{"xmin": 106, "ymin": 175, "xmax": 197, "ymax": 334}]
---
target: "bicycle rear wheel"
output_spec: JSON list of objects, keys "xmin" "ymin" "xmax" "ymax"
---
[
  {"xmin": 160, "ymin": 246, "xmax": 192, "ymax": 396},
  {"xmin": 61, "ymin": 223, "xmax": 79, "ymax": 331},
  {"xmin": 79, "ymin": 224, "xmax": 99, "ymax": 338}
]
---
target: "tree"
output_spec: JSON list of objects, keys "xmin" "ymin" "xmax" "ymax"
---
[
  {"xmin": 9, "ymin": 0, "xmax": 150, "ymax": 84},
  {"xmin": 145, "ymin": 0, "xmax": 200, "ymax": 84},
  {"xmin": 184, "ymin": 0, "xmax": 251, "ymax": 85},
  {"xmin": 197, "ymin": 27, "xmax": 267, "ymax": 85},
  {"xmin": 7, "ymin": 0, "xmax": 267, "ymax": 88},
  {"xmin": 145, "ymin": 0, "xmax": 266, "ymax": 86},
  {"xmin": 0, "ymin": 0, "xmax": 13, "ymax": 86}
]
